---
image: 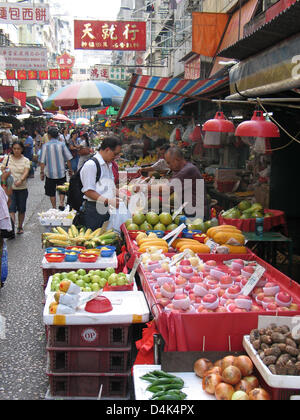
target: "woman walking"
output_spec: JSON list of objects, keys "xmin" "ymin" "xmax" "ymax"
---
[
  {"xmin": 68, "ymin": 130, "xmax": 80, "ymax": 172},
  {"xmin": 1, "ymin": 141, "xmax": 30, "ymax": 235}
]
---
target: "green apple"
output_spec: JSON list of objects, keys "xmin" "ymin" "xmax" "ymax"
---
[
  {"xmin": 77, "ymin": 269, "xmax": 86, "ymax": 277},
  {"xmin": 100, "ymin": 271, "xmax": 110, "ymax": 280},
  {"xmin": 106, "ymin": 267, "xmax": 115, "ymax": 275},
  {"xmin": 91, "ymin": 283, "xmax": 100, "ymax": 291},
  {"xmin": 83, "ymin": 274, "xmax": 91, "ymax": 283},
  {"xmin": 76, "ymin": 279, "xmax": 85, "ymax": 288},
  {"xmin": 108, "ymin": 273, "xmax": 119, "ymax": 285},
  {"xmin": 94, "ymin": 270, "xmax": 102, "ymax": 277},
  {"xmin": 91, "ymin": 275, "xmax": 102, "ymax": 284},
  {"xmin": 88, "ymin": 270, "xmax": 96, "ymax": 276},
  {"xmin": 83, "ymin": 286, "xmax": 92, "ymax": 292},
  {"xmin": 67, "ymin": 273, "xmax": 79, "ymax": 282},
  {"xmin": 99, "ymin": 278, "xmax": 107, "ymax": 288},
  {"xmin": 60, "ymin": 272, "xmax": 69, "ymax": 279},
  {"xmin": 117, "ymin": 277, "xmax": 127, "ymax": 286}
]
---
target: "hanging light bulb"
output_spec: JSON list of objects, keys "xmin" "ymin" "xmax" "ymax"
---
[
  {"xmin": 202, "ymin": 111, "xmax": 235, "ymax": 149},
  {"xmin": 235, "ymin": 110, "xmax": 280, "ymax": 154}
]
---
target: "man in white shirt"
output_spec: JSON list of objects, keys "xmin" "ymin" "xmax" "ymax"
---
[{"xmin": 79, "ymin": 136, "xmax": 122, "ymax": 230}]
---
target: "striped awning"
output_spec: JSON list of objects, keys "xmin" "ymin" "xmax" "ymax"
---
[{"xmin": 117, "ymin": 74, "xmax": 229, "ymax": 120}]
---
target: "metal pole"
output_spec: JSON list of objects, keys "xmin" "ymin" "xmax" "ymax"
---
[{"xmin": 150, "ymin": 17, "xmax": 153, "ymax": 76}]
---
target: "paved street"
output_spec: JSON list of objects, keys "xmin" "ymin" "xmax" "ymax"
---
[{"xmin": 0, "ymin": 174, "xmax": 57, "ymax": 400}]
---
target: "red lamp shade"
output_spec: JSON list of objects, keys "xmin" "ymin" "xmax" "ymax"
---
[
  {"xmin": 203, "ymin": 111, "xmax": 235, "ymax": 133},
  {"xmin": 235, "ymin": 111, "xmax": 280, "ymax": 138}
]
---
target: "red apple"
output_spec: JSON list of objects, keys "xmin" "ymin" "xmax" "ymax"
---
[
  {"xmin": 251, "ymin": 305, "xmax": 261, "ymax": 312},
  {"xmin": 205, "ymin": 260, "xmax": 217, "ymax": 267},
  {"xmin": 203, "ymin": 294, "xmax": 218, "ymax": 304},
  {"xmin": 276, "ymin": 292, "xmax": 292, "ymax": 305},
  {"xmin": 155, "ymin": 292, "xmax": 163, "ymax": 299},
  {"xmin": 180, "ymin": 260, "xmax": 191, "ymax": 266},
  {"xmin": 215, "ymin": 306, "xmax": 227, "ymax": 313},
  {"xmin": 289, "ymin": 303, "xmax": 299, "ymax": 311},
  {"xmin": 174, "ymin": 293, "xmax": 188, "ymax": 300},
  {"xmin": 181, "ymin": 266, "xmax": 194, "ymax": 274},
  {"xmin": 235, "ymin": 275, "xmax": 248, "ymax": 284},
  {"xmin": 157, "ymin": 298, "xmax": 171, "ymax": 307},
  {"xmin": 175, "ymin": 277, "xmax": 188, "ymax": 286},
  {"xmin": 189, "ymin": 276, "xmax": 202, "ymax": 284},
  {"xmin": 266, "ymin": 302, "xmax": 278, "ymax": 312}
]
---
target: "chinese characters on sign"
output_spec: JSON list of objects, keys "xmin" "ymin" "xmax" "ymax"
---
[
  {"xmin": 184, "ymin": 56, "xmax": 201, "ymax": 80},
  {"xmin": 0, "ymin": 46, "xmax": 48, "ymax": 70},
  {"xmin": 89, "ymin": 65, "xmax": 129, "ymax": 81},
  {"xmin": 74, "ymin": 20, "xmax": 146, "ymax": 51},
  {"xmin": 6, "ymin": 69, "xmax": 71, "ymax": 80},
  {"xmin": 0, "ymin": 2, "xmax": 49, "ymax": 25},
  {"xmin": 56, "ymin": 52, "xmax": 75, "ymax": 69}
]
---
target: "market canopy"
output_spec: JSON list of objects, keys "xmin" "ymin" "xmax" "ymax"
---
[{"xmin": 117, "ymin": 74, "xmax": 229, "ymax": 120}]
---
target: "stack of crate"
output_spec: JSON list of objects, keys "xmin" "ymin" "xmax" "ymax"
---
[{"xmin": 45, "ymin": 323, "xmax": 133, "ymax": 399}]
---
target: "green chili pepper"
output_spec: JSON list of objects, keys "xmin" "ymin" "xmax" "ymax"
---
[
  {"xmin": 149, "ymin": 377, "xmax": 184, "ymax": 387},
  {"xmin": 153, "ymin": 394, "xmax": 185, "ymax": 401},
  {"xmin": 149, "ymin": 370, "xmax": 178, "ymax": 379}
]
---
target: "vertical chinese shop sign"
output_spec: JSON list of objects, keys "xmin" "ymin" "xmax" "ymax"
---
[{"xmin": 74, "ymin": 20, "xmax": 146, "ymax": 51}]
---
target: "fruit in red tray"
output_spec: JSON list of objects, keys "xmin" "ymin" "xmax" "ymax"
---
[
  {"xmin": 222, "ymin": 366, "xmax": 242, "ymax": 385},
  {"xmin": 180, "ymin": 266, "xmax": 194, "ymax": 274},
  {"xmin": 251, "ymin": 305, "xmax": 261, "ymax": 312},
  {"xmin": 180, "ymin": 260, "xmax": 191, "ymax": 266},
  {"xmin": 220, "ymin": 275, "xmax": 233, "ymax": 288},
  {"xmin": 215, "ymin": 306, "xmax": 227, "ymax": 313},
  {"xmin": 266, "ymin": 302, "xmax": 278, "ymax": 311},
  {"xmin": 205, "ymin": 275, "xmax": 219, "ymax": 284},
  {"xmin": 235, "ymin": 295, "xmax": 252, "ymax": 311},
  {"xmin": 276, "ymin": 291, "xmax": 292, "ymax": 306},
  {"xmin": 202, "ymin": 374, "xmax": 223, "ymax": 395},
  {"xmin": 161, "ymin": 282, "xmax": 176, "ymax": 299},
  {"xmin": 215, "ymin": 383, "xmax": 235, "ymax": 401},
  {"xmin": 235, "ymin": 275, "xmax": 248, "ymax": 285},
  {"xmin": 205, "ymin": 260, "xmax": 217, "ymax": 267},
  {"xmin": 242, "ymin": 266, "xmax": 255, "ymax": 277},
  {"xmin": 175, "ymin": 276, "xmax": 188, "ymax": 286},
  {"xmin": 289, "ymin": 303, "xmax": 299, "ymax": 311},
  {"xmin": 203, "ymin": 294, "xmax": 218, "ymax": 304},
  {"xmin": 234, "ymin": 356, "xmax": 253, "ymax": 377},
  {"xmin": 157, "ymin": 298, "xmax": 171, "ymax": 307},
  {"xmin": 202, "ymin": 294, "xmax": 219, "ymax": 310},
  {"xmin": 189, "ymin": 276, "xmax": 202, "ymax": 284}
]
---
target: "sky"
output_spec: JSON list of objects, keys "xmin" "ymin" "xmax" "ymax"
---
[{"xmin": 52, "ymin": 0, "xmax": 122, "ymax": 20}]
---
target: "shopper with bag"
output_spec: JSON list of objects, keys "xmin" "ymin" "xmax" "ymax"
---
[
  {"xmin": 79, "ymin": 136, "xmax": 122, "ymax": 230},
  {"xmin": 1, "ymin": 141, "xmax": 31, "ymax": 235}
]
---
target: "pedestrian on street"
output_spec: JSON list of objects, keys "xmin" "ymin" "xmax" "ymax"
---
[
  {"xmin": 1, "ymin": 141, "xmax": 31, "ymax": 235},
  {"xmin": 23, "ymin": 131, "xmax": 34, "ymax": 178},
  {"xmin": 39, "ymin": 127, "xmax": 73, "ymax": 210},
  {"xmin": 79, "ymin": 136, "xmax": 122, "ymax": 230},
  {"xmin": 68, "ymin": 130, "xmax": 80, "ymax": 172},
  {"xmin": 77, "ymin": 132, "xmax": 93, "ymax": 170}
]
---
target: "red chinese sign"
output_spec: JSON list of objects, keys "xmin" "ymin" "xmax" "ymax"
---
[
  {"xmin": 74, "ymin": 20, "xmax": 146, "ymax": 51},
  {"xmin": 56, "ymin": 52, "xmax": 75, "ymax": 69},
  {"xmin": 6, "ymin": 69, "xmax": 71, "ymax": 80}
]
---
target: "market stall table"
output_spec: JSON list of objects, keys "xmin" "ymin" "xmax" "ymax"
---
[
  {"xmin": 137, "ymin": 252, "xmax": 300, "ymax": 352},
  {"xmin": 133, "ymin": 364, "xmax": 214, "ymax": 401},
  {"xmin": 41, "ymin": 253, "xmax": 118, "ymax": 288},
  {"xmin": 244, "ymin": 232, "xmax": 293, "ymax": 278}
]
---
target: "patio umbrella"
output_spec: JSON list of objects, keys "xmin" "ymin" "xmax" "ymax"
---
[
  {"xmin": 52, "ymin": 113, "xmax": 72, "ymax": 123},
  {"xmin": 43, "ymin": 81, "xmax": 126, "ymax": 111},
  {"xmin": 76, "ymin": 117, "xmax": 90, "ymax": 126}
]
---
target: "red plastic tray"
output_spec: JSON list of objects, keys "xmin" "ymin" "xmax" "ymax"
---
[
  {"xmin": 103, "ymin": 283, "xmax": 134, "ymax": 292},
  {"xmin": 218, "ymin": 209, "xmax": 286, "ymax": 232},
  {"xmin": 44, "ymin": 253, "xmax": 66, "ymax": 263},
  {"xmin": 66, "ymin": 246, "xmax": 86, "ymax": 251},
  {"xmin": 138, "ymin": 251, "xmax": 300, "ymax": 352},
  {"xmin": 78, "ymin": 254, "xmax": 98, "ymax": 263}
]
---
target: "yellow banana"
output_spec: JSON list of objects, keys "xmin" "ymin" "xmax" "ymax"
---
[{"xmin": 56, "ymin": 227, "xmax": 69, "ymax": 238}]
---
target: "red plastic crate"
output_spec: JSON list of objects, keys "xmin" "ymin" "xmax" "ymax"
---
[
  {"xmin": 46, "ymin": 324, "xmax": 131, "ymax": 348},
  {"xmin": 47, "ymin": 371, "xmax": 130, "ymax": 398},
  {"xmin": 47, "ymin": 346, "xmax": 131, "ymax": 373}
]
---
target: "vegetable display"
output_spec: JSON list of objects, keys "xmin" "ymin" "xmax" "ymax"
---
[
  {"xmin": 249, "ymin": 323, "xmax": 300, "ymax": 376},
  {"xmin": 140, "ymin": 370, "xmax": 187, "ymax": 400}
]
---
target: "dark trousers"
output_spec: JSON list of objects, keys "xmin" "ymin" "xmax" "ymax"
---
[{"xmin": 81, "ymin": 201, "xmax": 110, "ymax": 230}]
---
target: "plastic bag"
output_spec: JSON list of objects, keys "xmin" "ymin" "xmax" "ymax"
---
[
  {"xmin": 107, "ymin": 201, "xmax": 131, "ymax": 233},
  {"xmin": 1, "ymin": 241, "xmax": 8, "ymax": 285},
  {"xmin": 182, "ymin": 122, "xmax": 195, "ymax": 142}
]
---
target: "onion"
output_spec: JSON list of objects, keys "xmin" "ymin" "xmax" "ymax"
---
[
  {"xmin": 235, "ymin": 379, "xmax": 253, "ymax": 394},
  {"xmin": 243, "ymin": 376, "xmax": 259, "ymax": 390},
  {"xmin": 203, "ymin": 366, "xmax": 222, "ymax": 377},
  {"xmin": 215, "ymin": 383, "xmax": 235, "ymax": 400},
  {"xmin": 233, "ymin": 355, "xmax": 254, "ymax": 377},
  {"xmin": 202, "ymin": 373, "xmax": 223, "ymax": 394},
  {"xmin": 231, "ymin": 390, "xmax": 250, "ymax": 400},
  {"xmin": 221, "ymin": 355, "xmax": 236, "ymax": 372},
  {"xmin": 194, "ymin": 358, "xmax": 214, "ymax": 378},
  {"xmin": 214, "ymin": 359, "xmax": 223, "ymax": 369},
  {"xmin": 249, "ymin": 388, "xmax": 271, "ymax": 401},
  {"xmin": 222, "ymin": 366, "xmax": 242, "ymax": 385}
]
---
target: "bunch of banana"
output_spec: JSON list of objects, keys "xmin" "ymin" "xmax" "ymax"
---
[{"xmin": 42, "ymin": 225, "xmax": 120, "ymax": 248}]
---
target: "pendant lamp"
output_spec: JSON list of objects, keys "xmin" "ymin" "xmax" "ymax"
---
[
  {"xmin": 202, "ymin": 111, "xmax": 235, "ymax": 148},
  {"xmin": 235, "ymin": 110, "xmax": 280, "ymax": 154}
]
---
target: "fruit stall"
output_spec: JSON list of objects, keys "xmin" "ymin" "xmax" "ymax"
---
[
  {"xmin": 40, "ymin": 221, "xmax": 151, "ymax": 400},
  {"xmin": 120, "ymin": 212, "xmax": 300, "ymax": 400}
]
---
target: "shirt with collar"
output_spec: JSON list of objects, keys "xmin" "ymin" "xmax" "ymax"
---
[
  {"xmin": 40, "ymin": 138, "xmax": 72, "ymax": 179},
  {"xmin": 80, "ymin": 152, "xmax": 116, "ymax": 202}
]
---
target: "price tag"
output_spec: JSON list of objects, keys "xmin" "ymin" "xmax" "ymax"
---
[
  {"xmin": 205, "ymin": 239, "xmax": 219, "ymax": 254},
  {"xmin": 162, "ymin": 223, "xmax": 186, "ymax": 241},
  {"xmin": 242, "ymin": 265, "xmax": 266, "ymax": 296},
  {"xmin": 129, "ymin": 256, "xmax": 141, "ymax": 283},
  {"xmin": 169, "ymin": 250, "xmax": 190, "ymax": 267}
]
